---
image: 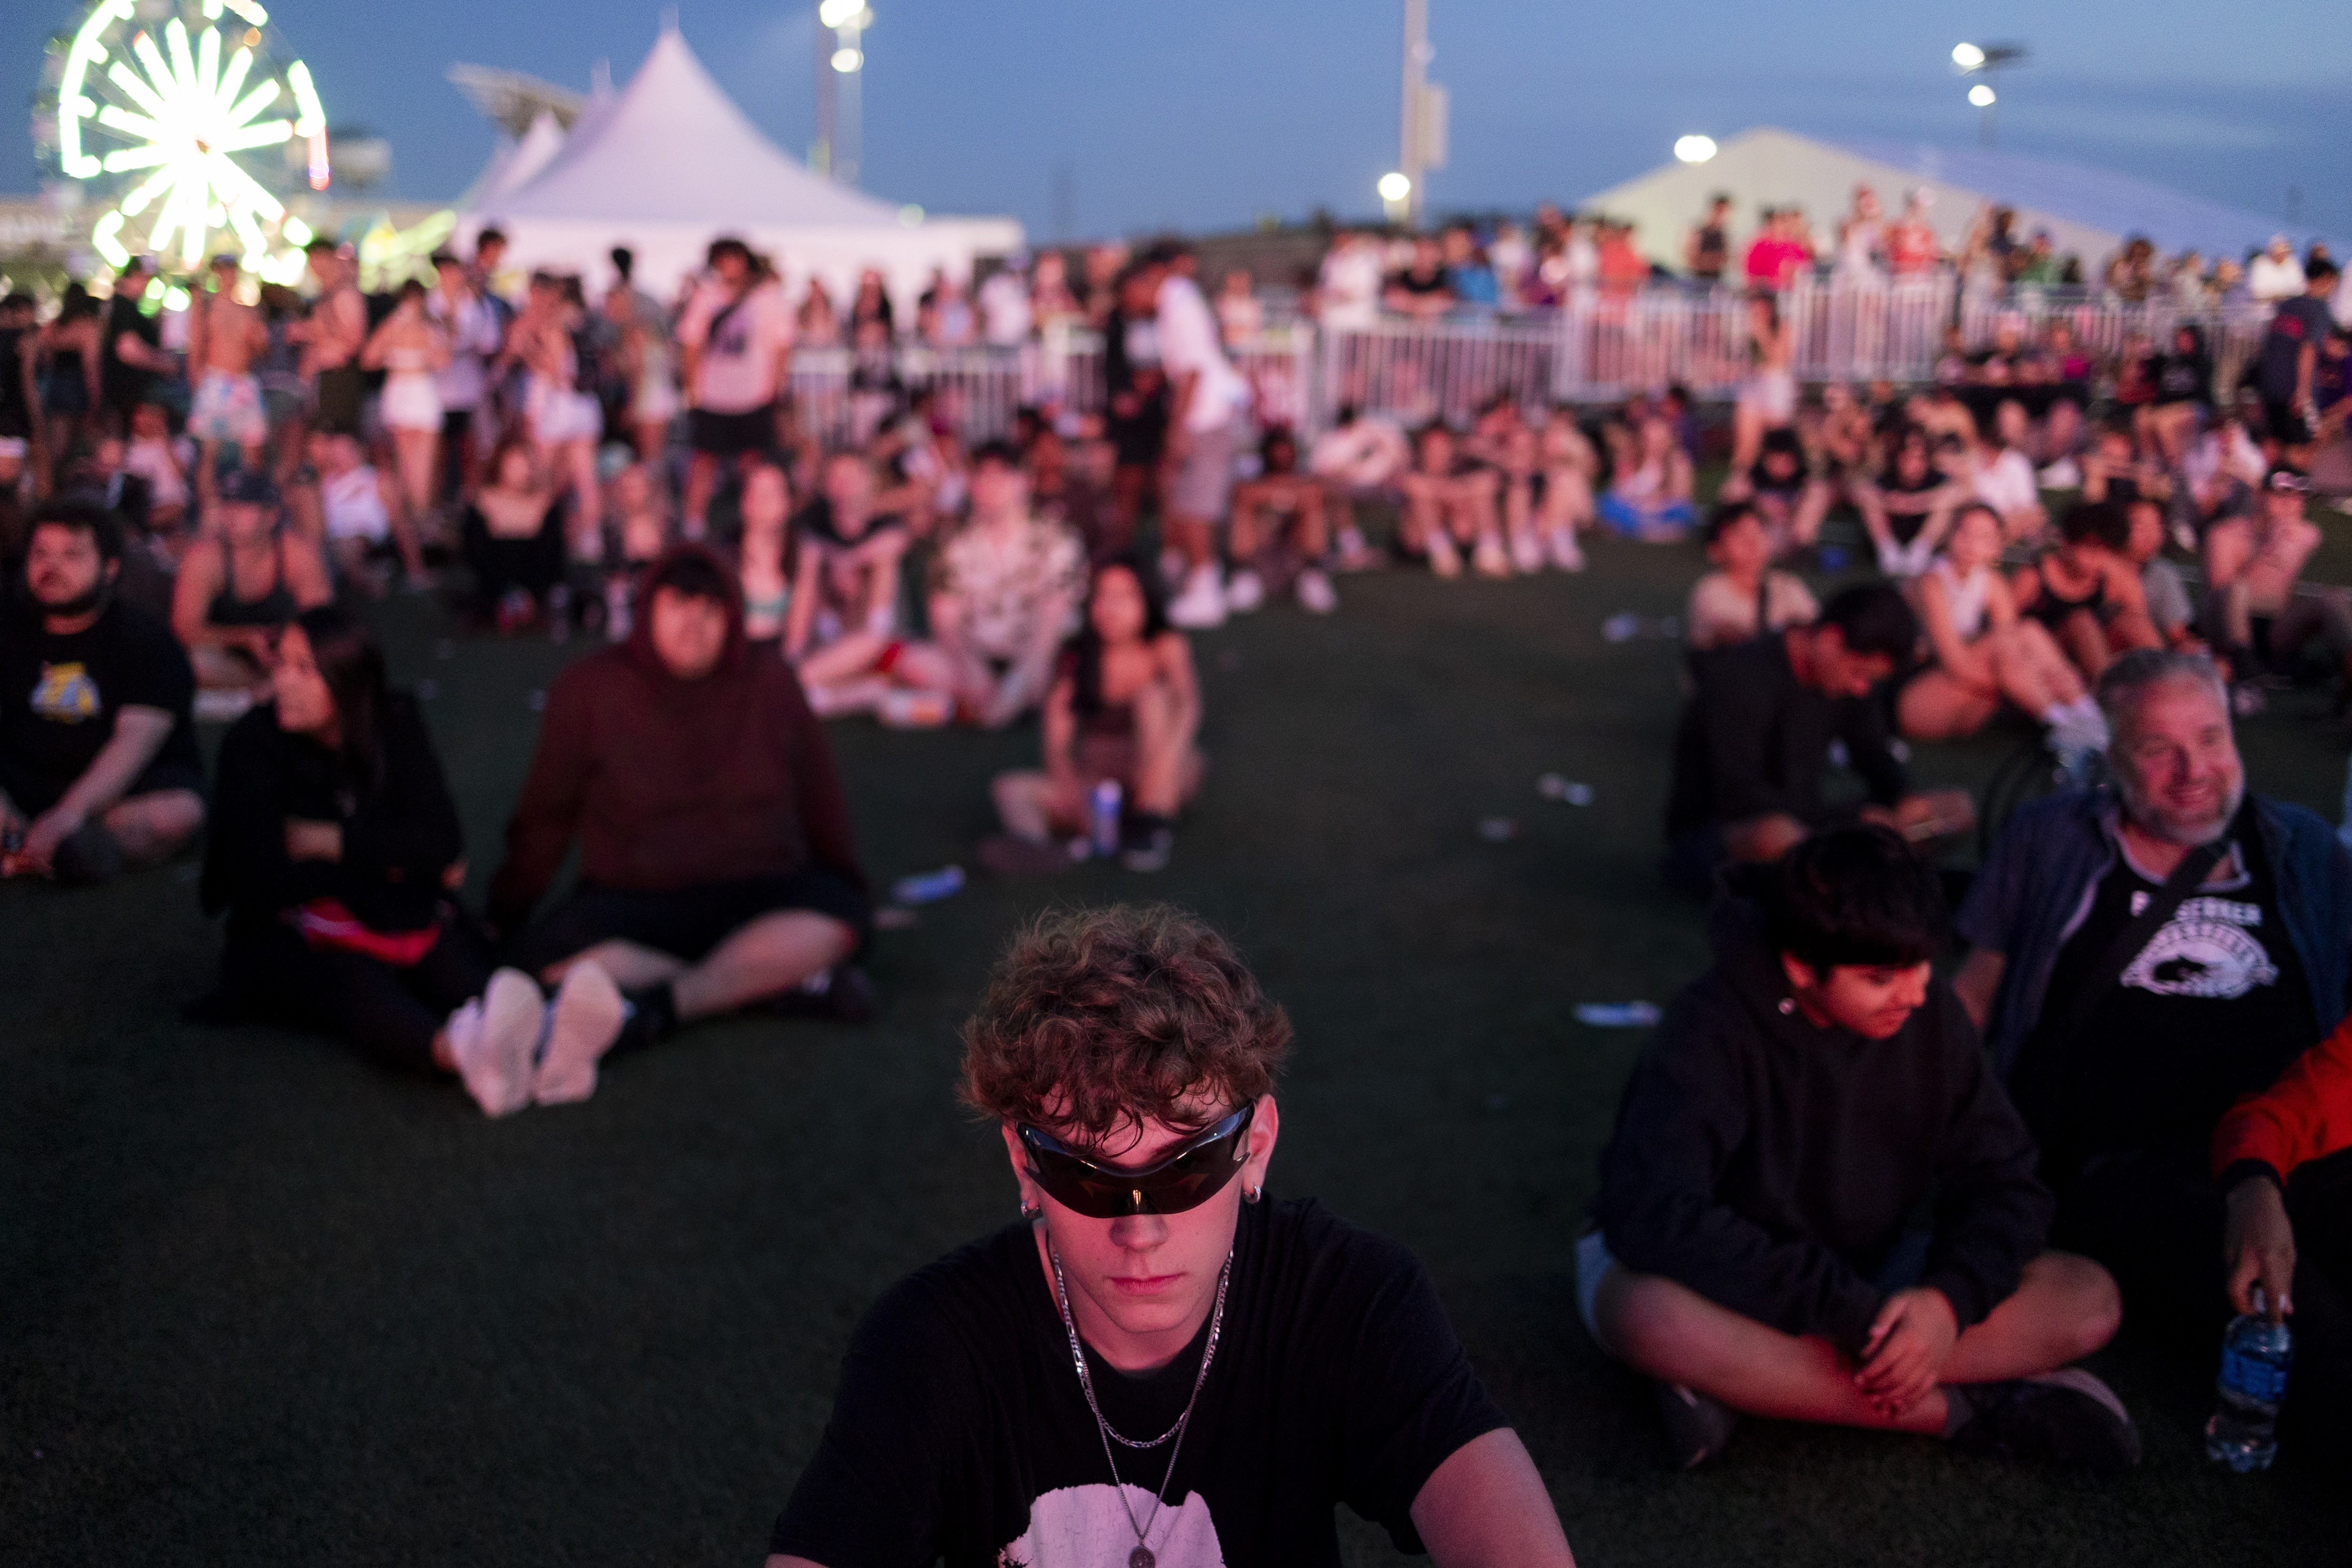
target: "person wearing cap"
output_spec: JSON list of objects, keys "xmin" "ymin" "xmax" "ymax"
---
[
  {"xmin": 2201, "ymin": 465, "xmax": 2351, "ymax": 703},
  {"xmin": 1, "ymin": 498, "xmax": 205, "ymax": 883},
  {"xmin": 186, "ymin": 255, "xmax": 271, "ymax": 488},
  {"xmin": 169, "ymin": 468, "xmax": 331, "ymax": 703}
]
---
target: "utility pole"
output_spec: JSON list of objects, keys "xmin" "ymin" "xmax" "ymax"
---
[
  {"xmin": 1398, "ymin": 0, "xmax": 1427, "ymax": 226},
  {"xmin": 811, "ymin": 16, "xmax": 835, "ymax": 176}
]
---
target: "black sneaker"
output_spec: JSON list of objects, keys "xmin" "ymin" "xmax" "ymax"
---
[
  {"xmin": 1948, "ymin": 1370, "xmax": 2141, "ymax": 1471},
  {"xmin": 1654, "ymin": 1380, "xmax": 1738, "ymax": 1469}
]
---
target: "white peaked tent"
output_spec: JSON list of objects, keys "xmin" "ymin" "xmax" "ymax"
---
[
  {"xmin": 456, "ymin": 110, "xmax": 569, "ymax": 214},
  {"xmin": 1581, "ymin": 127, "xmax": 2344, "ymax": 275},
  {"xmin": 457, "ymin": 26, "xmax": 1020, "ymax": 304}
]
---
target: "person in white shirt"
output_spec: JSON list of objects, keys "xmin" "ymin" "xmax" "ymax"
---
[
  {"xmin": 676, "ymin": 236, "xmax": 794, "ymax": 536},
  {"xmin": 427, "ymin": 252, "xmax": 501, "ymax": 503},
  {"xmin": 1308, "ymin": 405, "xmax": 1407, "ymax": 569},
  {"xmin": 2248, "ymin": 236, "xmax": 2307, "ymax": 305},
  {"xmin": 1316, "ymin": 231, "xmax": 1384, "ymax": 332},
  {"xmin": 1147, "ymin": 242, "xmax": 1253, "ymax": 629},
  {"xmin": 977, "ymin": 258, "xmax": 1034, "ymax": 347},
  {"xmin": 1967, "ymin": 412, "xmax": 2047, "ymax": 543}
]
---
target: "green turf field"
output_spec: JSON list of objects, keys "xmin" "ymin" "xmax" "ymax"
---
[{"xmin": 4, "ymin": 526, "xmax": 2348, "ymax": 1565}]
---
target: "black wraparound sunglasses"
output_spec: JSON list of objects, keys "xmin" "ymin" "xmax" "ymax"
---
[{"xmin": 1017, "ymin": 1104, "xmax": 1255, "ymax": 1218}]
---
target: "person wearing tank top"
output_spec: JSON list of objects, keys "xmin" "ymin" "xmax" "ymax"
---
[
  {"xmin": 170, "ymin": 472, "xmax": 333, "ymax": 695},
  {"xmin": 1896, "ymin": 503, "xmax": 2109, "ymax": 764}
]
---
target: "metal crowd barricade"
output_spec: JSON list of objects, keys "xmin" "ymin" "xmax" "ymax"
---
[{"xmin": 784, "ymin": 286, "xmax": 2277, "ymax": 448}]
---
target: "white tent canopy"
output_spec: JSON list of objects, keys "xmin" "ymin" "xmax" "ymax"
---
[
  {"xmin": 1580, "ymin": 126, "xmax": 2344, "ymax": 276},
  {"xmin": 457, "ymin": 26, "xmax": 1020, "ymax": 305},
  {"xmin": 456, "ymin": 110, "xmax": 568, "ymax": 214}
]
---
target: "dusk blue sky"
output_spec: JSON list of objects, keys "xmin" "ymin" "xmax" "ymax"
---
[{"xmin": 10, "ymin": 1, "xmax": 2349, "ymax": 240}]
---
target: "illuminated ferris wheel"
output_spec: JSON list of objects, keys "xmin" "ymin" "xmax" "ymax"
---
[{"xmin": 33, "ymin": 0, "xmax": 332, "ymax": 282}]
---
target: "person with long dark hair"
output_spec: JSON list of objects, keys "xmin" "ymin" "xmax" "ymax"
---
[
  {"xmin": 201, "ymin": 604, "xmax": 564, "ymax": 1116},
  {"xmin": 984, "ymin": 555, "xmax": 1201, "ymax": 875}
]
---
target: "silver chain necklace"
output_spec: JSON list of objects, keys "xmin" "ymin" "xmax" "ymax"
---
[{"xmin": 1048, "ymin": 1242, "xmax": 1232, "ymax": 1568}]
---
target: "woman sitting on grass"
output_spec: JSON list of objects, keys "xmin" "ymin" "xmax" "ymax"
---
[
  {"xmin": 1596, "ymin": 416, "xmax": 1695, "ymax": 541},
  {"xmin": 2010, "ymin": 499, "xmax": 2161, "ymax": 683},
  {"xmin": 461, "ymin": 435, "xmax": 568, "ymax": 635},
  {"xmin": 1398, "ymin": 422, "xmax": 1503, "ymax": 577},
  {"xmin": 785, "ymin": 449, "xmax": 954, "ymax": 719},
  {"xmin": 984, "ymin": 557, "xmax": 1201, "ymax": 875},
  {"xmin": 200, "ymin": 605, "xmax": 578, "ymax": 1118},
  {"xmin": 1895, "ymin": 502, "xmax": 2109, "ymax": 764}
]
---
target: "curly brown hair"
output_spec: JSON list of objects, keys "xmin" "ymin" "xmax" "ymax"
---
[{"xmin": 960, "ymin": 905, "xmax": 1291, "ymax": 1147}]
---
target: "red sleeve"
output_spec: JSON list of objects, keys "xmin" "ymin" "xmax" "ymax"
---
[
  {"xmin": 487, "ymin": 664, "xmax": 598, "ymax": 930},
  {"xmin": 2213, "ymin": 1012, "xmax": 2352, "ymax": 1182},
  {"xmin": 778, "ymin": 666, "xmax": 866, "ymax": 892}
]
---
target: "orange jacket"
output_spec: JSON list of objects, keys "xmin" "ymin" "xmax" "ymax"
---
[{"xmin": 2213, "ymin": 1011, "xmax": 2352, "ymax": 1184}]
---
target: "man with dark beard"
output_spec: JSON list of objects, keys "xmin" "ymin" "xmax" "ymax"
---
[
  {"xmin": 1954, "ymin": 650, "xmax": 2352, "ymax": 1352},
  {"xmin": 0, "ymin": 499, "xmax": 204, "ymax": 882}
]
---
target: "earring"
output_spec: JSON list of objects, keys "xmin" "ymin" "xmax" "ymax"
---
[
  {"xmin": 1019, "ymin": 1200, "xmax": 1042, "ymax": 1221},
  {"xmin": 1244, "ymin": 1185, "xmax": 1262, "ymax": 1205}
]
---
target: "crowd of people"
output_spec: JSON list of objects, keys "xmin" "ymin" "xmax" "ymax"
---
[
  {"xmin": 6, "ymin": 208, "xmax": 2352, "ymax": 1560},
  {"xmin": 1299, "ymin": 191, "xmax": 2352, "ymax": 319}
]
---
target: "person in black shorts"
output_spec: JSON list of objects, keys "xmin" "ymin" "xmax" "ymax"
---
[
  {"xmin": 0, "ymin": 499, "xmax": 205, "ymax": 883},
  {"xmin": 1853, "ymin": 424, "xmax": 1964, "ymax": 577},
  {"xmin": 489, "ymin": 547, "xmax": 874, "ymax": 1091},
  {"xmin": 765, "ymin": 904, "xmax": 1577, "ymax": 1568}
]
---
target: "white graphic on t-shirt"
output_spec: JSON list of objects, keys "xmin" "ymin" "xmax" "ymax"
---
[
  {"xmin": 996, "ymin": 1484, "xmax": 1226, "ymax": 1568},
  {"xmin": 2119, "ymin": 893, "xmax": 2279, "ymax": 999}
]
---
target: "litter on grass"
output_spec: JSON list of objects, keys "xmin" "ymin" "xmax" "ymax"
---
[
  {"xmin": 872, "ymin": 906, "xmax": 921, "ymax": 931},
  {"xmin": 1478, "ymin": 817, "xmax": 1521, "ymax": 842},
  {"xmin": 1537, "ymin": 774, "xmax": 1594, "ymax": 805},
  {"xmin": 1574, "ymin": 1002, "xmax": 1662, "ymax": 1027},
  {"xmin": 1601, "ymin": 613, "xmax": 1680, "ymax": 643},
  {"xmin": 890, "ymin": 865, "xmax": 966, "ymax": 905},
  {"xmin": 415, "ymin": 679, "xmax": 438, "ymax": 701},
  {"xmin": 526, "ymin": 689, "xmax": 547, "ymax": 712}
]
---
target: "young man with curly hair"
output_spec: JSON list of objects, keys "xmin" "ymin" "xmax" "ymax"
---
[{"xmin": 767, "ymin": 905, "xmax": 1576, "ymax": 1568}]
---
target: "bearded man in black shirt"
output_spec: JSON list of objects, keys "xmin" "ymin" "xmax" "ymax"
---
[
  {"xmin": 0, "ymin": 500, "xmax": 204, "ymax": 882},
  {"xmin": 769, "ymin": 905, "xmax": 1576, "ymax": 1568}
]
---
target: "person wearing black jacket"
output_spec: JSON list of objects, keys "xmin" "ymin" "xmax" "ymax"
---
[
  {"xmin": 1586, "ymin": 828, "xmax": 2137, "ymax": 1469},
  {"xmin": 201, "ymin": 604, "xmax": 547, "ymax": 1116},
  {"xmin": 1663, "ymin": 583, "xmax": 1973, "ymax": 893}
]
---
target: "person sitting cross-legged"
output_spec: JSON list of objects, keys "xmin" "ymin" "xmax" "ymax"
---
[
  {"xmin": 0, "ymin": 498, "xmax": 206, "ymax": 883},
  {"xmin": 1224, "ymin": 428, "xmax": 1339, "ymax": 614},
  {"xmin": 1664, "ymin": 582, "xmax": 1974, "ymax": 895},
  {"xmin": 199, "ymin": 604, "xmax": 563, "ymax": 1117},
  {"xmin": 489, "ymin": 545, "xmax": 874, "ymax": 1099},
  {"xmin": 1953, "ymin": 649, "xmax": 2352, "ymax": 1368},
  {"xmin": 765, "ymin": 904, "xmax": 1579, "ymax": 1568},
  {"xmin": 1586, "ymin": 827, "xmax": 2139, "ymax": 1471},
  {"xmin": 925, "ymin": 440, "xmax": 1086, "ymax": 727},
  {"xmin": 984, "ymin": 557, "xmax": 1203, "ymax": 876}
]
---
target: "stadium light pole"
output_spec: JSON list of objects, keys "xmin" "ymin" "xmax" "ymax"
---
[
  {"xmin": 1395, "ymin": 0, "xmax": 1446, "ymax": 226},
  {"xmin": 818, "ymin": 0, "xmax": 871, "ymax": 184},
  {"xmin": 1951, "ymin": 41, "xmax": 2027, "ymax": 150}
]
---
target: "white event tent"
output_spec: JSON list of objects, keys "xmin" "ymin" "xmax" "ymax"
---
[{"xmin": 457, "ymin": 25, "xmax": 1021, "ymax": 305}]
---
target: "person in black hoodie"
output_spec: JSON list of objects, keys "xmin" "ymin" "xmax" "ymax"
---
[
  {"xmin": 1585, "ymin": 827, "xmax": 2138, "ymax": 1469},
  {"xmin": 202, "ymin": 604, "xmax": 552, "ymax": 1117}
]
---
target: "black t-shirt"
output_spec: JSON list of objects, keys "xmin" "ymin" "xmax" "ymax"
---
[
  {"xmin": 0, "ymin": 597, "xmax": 200, "ymax": 814},
  {"xmin": 2024, "ymin": 822, "xmax": 2315, "ymax": 1175},
  {"xmin": 771, "ymin": 1198, "xmax": 1506, "ymax": 1568},
  {"xmin": 103, "ymin": 294, "xmax": 160, "ymax": 405},
  {"xmin": 2153, "ymin": 351, "xmax": 2211, "ymax": 406},
  {"xmin": 0, "ymin": 326, "xmax": 32, "ymax": 435},
  {"xmin": 2258, "ymin": 297, "xmax": 2333, "ymax": 398},
  {"xmin": 1666, "ymin": 635, "xmax": 1911, "ymax": 842},
  {"xmin": 1387, "ymin": 266, "xmax": 1454, "ymax": 299}
]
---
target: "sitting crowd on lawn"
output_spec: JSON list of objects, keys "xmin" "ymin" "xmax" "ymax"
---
[{"xmin": 6, "ymin": 232, "xmax": 2352, "ymax": 1519}]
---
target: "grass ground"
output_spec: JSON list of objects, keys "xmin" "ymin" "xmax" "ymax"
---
[{"xmin": 4, "ymin": 522, "xmax": 2349, "ymax": 1565}]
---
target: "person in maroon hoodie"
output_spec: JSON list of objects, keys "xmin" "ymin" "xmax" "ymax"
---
[{"xmin": 489, "ymin": 544, "xmax": 873, "ymax": 1098}]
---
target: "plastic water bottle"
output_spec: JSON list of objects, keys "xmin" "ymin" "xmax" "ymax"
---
[
  {"xmin": 2205, "ymin": 1296, "xmax": 2293, "ymax": 1472},
  {"xmin": 1089, "ymin": 780, "xmax": 1124, "ymax": 858},
  {"xmin": 1573, "ymin": 1002, "xmax": 1662, "ymax": 1028}
]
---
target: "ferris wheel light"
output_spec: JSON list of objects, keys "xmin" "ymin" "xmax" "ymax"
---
[
  {"xmin": 90, "ymin": 209, "xmax": 131, "ymax": 269},
  {"xmin": 53, "ymin": 0, "xmax": 323, "ymax": 263}
]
